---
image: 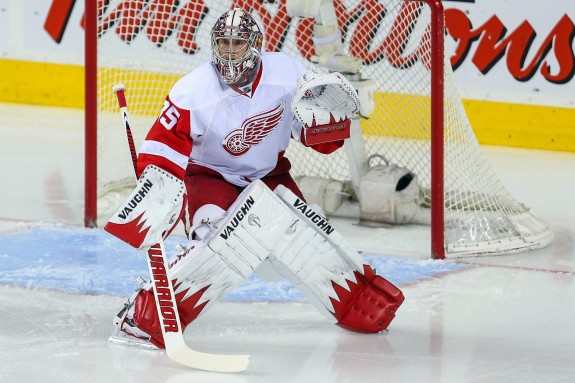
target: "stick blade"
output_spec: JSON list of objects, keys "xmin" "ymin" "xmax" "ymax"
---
[
  {"xmin": 172, "ymin": 350, "xmax": 250, "ymax": 373},
  {"xmin": 165, "ymin": 333, "xmax": 250, "ymax": 373},
  {"xmin": 166, "ymin": 347, "xmax": 250, "ymax": 372}
]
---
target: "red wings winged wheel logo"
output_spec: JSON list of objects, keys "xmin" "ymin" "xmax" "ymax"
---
[{"xmin": 222, "ymin": 101, "xmax": 286, "ymax": 156}]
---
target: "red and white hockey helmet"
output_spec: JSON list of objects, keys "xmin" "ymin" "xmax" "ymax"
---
[{"xmin": 211, "ymin": 9, "xmax": 263, "ymax": 86}]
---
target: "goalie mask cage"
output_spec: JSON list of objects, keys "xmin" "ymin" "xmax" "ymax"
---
[{"xmin": 85, "ymin": 0, "xmax": 553, "ymax": 259}]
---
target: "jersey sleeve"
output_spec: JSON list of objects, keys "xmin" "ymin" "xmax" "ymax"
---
[{"xmin": 136, "ymin": 95, "xmax": 192, "ymax": 179}]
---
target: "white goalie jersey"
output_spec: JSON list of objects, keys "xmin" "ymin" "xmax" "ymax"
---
[
  {"xmin": 137, "ymin": 52, "xmax": 358, "ymax": 188},
  {"xmin": 137, "ymin": 52, "xmax": 311, "ymax": 187}
]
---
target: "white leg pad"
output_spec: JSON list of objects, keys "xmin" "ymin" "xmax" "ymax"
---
[
  {"xmin": 271, "ymin": 185, "xmax": 366, "ymax": 320},
  {"xmin": 268, "ymin": 185, "xmax": 404, "ymax": 333},
  {"xmin": 168, "ymin": 180, "xmax": 300, "ymax": 315},
  {"xmin": 270, "ymin": 185, "xmax": 404, "ymax": 333},
  {"xmin": 123, "ymin": 180, "xmax": 306, "ymax": 348}
]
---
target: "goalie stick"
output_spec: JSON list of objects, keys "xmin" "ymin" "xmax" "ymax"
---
[{"xmin": 111, "ymin": 83, "xmax": 250, "ymax": 373}]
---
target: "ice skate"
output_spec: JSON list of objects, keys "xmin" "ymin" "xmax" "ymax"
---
[{"xmin": 109, "ymin": 279, "xmax": 159, "ymax": 350}]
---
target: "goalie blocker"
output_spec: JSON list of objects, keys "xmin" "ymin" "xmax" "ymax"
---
[
  {"xmin": 105, "ymin": 165, "xmax": 186, "ymax": 250},
  {"xmin": 114, "ymin": 180, "xmax": 403, "ymax": 348}
]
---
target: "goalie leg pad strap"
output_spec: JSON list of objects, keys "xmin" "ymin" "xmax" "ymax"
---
[
  {"xmin": 272, "ymin": 185, "xmax": 404, "ymax": 333},
  {"xmin": 130, "ymin": 180, "xmax": 300, "ymax": 347}
]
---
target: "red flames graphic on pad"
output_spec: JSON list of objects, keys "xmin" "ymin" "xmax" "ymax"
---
[
  {"xmin": 105, "ymin": 212, "xmax": 151, "ymax": 248},
  {"xmin": 173, "ymin": 282, "xmax": 211, "ymax": 325}
]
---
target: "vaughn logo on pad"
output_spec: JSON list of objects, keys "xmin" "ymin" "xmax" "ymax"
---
[
  {"xmin": 220, "ymin": 196, "xmax": 256, "ymax": 240},
  {"xmin": 105, "ymin": 165, "xmax": 185, "ymax": 250}
]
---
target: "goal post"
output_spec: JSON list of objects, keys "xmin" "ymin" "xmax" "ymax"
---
[
  {"xmin": 426, "ymin": 0, "xmax": 445, "ymax": 259},
  {"xmin": 84, "ymin": 0, "xmax": 553, "ymax": 259},
  {"xmin": 84, "ymin": 0, "xmax": 98, "ymax": 228}
]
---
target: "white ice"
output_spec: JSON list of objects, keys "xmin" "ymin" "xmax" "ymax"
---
[{"xmin": 0, "ymin": 102, "xmax": 574, "ymax": 383}]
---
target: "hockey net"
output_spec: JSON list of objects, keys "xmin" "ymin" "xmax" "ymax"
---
[{"xmin": 86, "ymin": 0, "xmax": 553, "ymax": 258}]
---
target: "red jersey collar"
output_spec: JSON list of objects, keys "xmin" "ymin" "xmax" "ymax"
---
[{"xmin": 230, "ymin": 63, "xmax": 263, "ymax": 98}]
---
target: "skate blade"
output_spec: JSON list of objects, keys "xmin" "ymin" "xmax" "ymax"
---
[{"xmin": 109, "ymin": 326, "xmax": 159, "ymax": 350}]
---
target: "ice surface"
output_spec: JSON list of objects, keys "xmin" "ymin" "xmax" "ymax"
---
[{"xmin": 1, "ymin": 103, "xmax": 574, "ymax": 382}]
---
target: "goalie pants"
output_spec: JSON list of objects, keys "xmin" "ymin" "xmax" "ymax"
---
[{"xmin": 184, "ymin": 158, "xmax": 305, "ymax": 221}]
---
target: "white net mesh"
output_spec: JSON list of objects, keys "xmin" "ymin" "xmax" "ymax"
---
[{"xmin": 94, "ymin": 0, "xmax": 552, "ymax": 257}]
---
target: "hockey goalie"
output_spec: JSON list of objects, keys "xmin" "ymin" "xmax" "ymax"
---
[{"xmin": 105, "ymin": 9, "xmax": 404, "ymax": 350}]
